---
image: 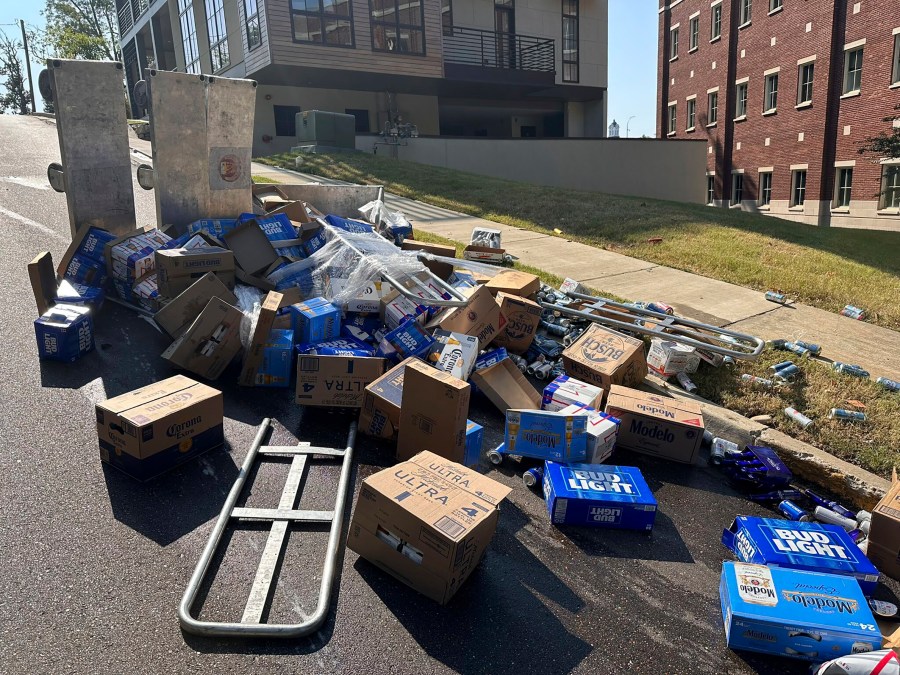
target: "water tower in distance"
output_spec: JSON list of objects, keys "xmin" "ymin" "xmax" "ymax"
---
[{"xmin": 608, "ymin": 119, "xmax": 620, "ymax": 138}]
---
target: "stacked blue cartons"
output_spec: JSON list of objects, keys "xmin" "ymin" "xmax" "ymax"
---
[
  {"xmin": 61, "ymin": 226, "xmax": 114, "ymax": 287},
  {"xmin": 34, "ymin": 304, "xmax": 94, "ymax": 362},
  {"xmin": 723, "ymin": 516, "xmax": 880, "ymax": 595},
  {"xmin": 720, "ymin": 561, "xmax": 880, "ymax": 661},
  {"xmin": 543, "ymin": 463, "xmax": 657, "ymax": 530},
  {"xmin": 464, "ymin": 420, "xmax": 484, "ymax": 468},
  {"xmin": 55, "ymin": 280, "xmax": 105, "ymax": 311},
  {"xmin": 504, "ymin": 409, "xmax": 588, "ymax": 462},
  {"xmin": 289, "ymin": 297, "xmax": 340, "ymax": 343},
  {"xmin": 255, "ymin": 329, "xmax": 294, "ymax": 387},
  {"xmin": 297, "ymin": 334, "xmax": 375, "ymax": 356}
]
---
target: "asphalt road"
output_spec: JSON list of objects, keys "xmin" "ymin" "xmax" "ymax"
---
[{"xmin": 0, "ymin": 114, "xmax": 884, "ymax": 675}]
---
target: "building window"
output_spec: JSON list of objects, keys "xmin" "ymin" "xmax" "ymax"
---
[
  {"xmin": 764, "ymin": 73, "xmax": 778, "ymax": 112},
  {"xmin": 835, "ymin": 167, "xmax": 853, "ymax": 208},
  {"xmin": 708, "ymin": 91, "xmax": 718, "ymax": 124},
  {"xmin": 371, "ymin": 0, "xmax": 425, "ymax": 54},
  {"xmin": 735, "ymin": 82, "xmax": 748, "ymax": 118},
  {"xmin": 791, "ymin": 169, "xmax": 807, "ymax": 207},
  {"xmin": 668, "ymin": 104, "xmax": 677, "ymax": 135},
  {"xmin": 245, "ymin": 0, "xmax": 262, "ymax": 50},
  {"xmin": 732, "ymin": 174, "xmax": 744, "ymax": 205},
  {"xmin": 670, "ymin": 27, "xmax": 679, "ymax": 59},
  {"xmin": 760, "ymin": 172, "xmax": 773, "ymax": 206},
  {"xmin": 769, "ymin": 0, "xmax": 782, "ymax": 13},
  {"xmin": 798, "ymin": 62, "xmax": 814, "ymax": 104},
  {"xmin": 686, "ymin": 98, "xmax": 696, "ymax": 130},
  {"xmin": 292, "ymin": 0, "xmax": 355, "ymax": 47},
  {"xmin": 707, "ymin": 175, "xmax": 715, "ymax": 205},
  {"xmin": 711, "ymin": 3, "xmax": 722, "ymax": 40},
  {"xmin": 346, "ymin": 108, "xmax": 371, "ymax": 133},
  {"xmin": 442, "ymin": 0, "xmax": 452, "ymax": 35},
  {"xmin": 882, "ymin": 165, "xmax": 900, "ymax": 210},
  {"xmin": 274, "ymin": 105, "xmax": 302, "ymax": 136},
  {"xmin": 739, "ymin": 0, "xmax": 752, "ymax": 26},
  {"xmin": 893, "ymin": 35, "xmax": 900, "ymax": 86},
  {"xmin": 205, "ymin": 0, "xmax": 229, "ymax": 71},
  {"xmin": 562, "ymin": 0, "xmax": 579, "ymax": 83},
  {"xmin": 843, "ymin": 47, "xmax": 863, "ymax": 94},
  {"xmin": 689, "ymin": 16, "xmax": 699, "ymax": 51},
  {"xmin": 177, "ymin": 0, "xmax": 201, "ymax": 74}
]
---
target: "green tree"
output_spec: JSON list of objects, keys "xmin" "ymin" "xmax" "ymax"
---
[
  {"xmin": 0, "ymin": 30, "xmax": 31, "ymax": 114},
  {"xmin": 44, "ymin": 0, "xmax": 120, "ymax": 62},
  {"xmin": 858, "ymin": 105, "xmax": 900, "ymax": 160}
]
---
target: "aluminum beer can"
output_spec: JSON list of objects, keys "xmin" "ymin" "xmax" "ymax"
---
[
  {"xmin": 793, "ymin": 340, "xmax": 822, "ymax": 355},
  {"xmin": 829, "ymin": 408, "xmax": 867, "ymax": 422},
  {"xmin": 676, "ymin": 371, "xmax": 697, "ymax": 393},
  {"xmin": 710, "ymin": 437, "xmax": 741, "ymax": 464},
  {"xmin": 522, "ymin": 466, "xmax": 544, "ymax": 488},
  {"xmin": 876, "ymin": 376, "xmax": 900, "ymax": 392},
  {"xmin": 778, "ymin": 500, "xmax": 811, "ymax": 522},
  {"xmin": 722, "ymin": 356, "xmax": 735, "ymax": 368},
  {"xmin": 647, "ymin": 301, "xmax": 674, "ymax": 315},
  {"xmin": 769, "ymin": 360, "xmax": 794, "ymax": 373},
  {"xmin": 785, "ymin": 407, "xmax": 813, "ymax": 428},
  {"xmin": 784, "ymin": 342, "xmax": 810, "ymax": 357},
  {"xmin": 840, "ymin": 305, "xmax": 866, "ymax": 320},
  {"xmin": 832, "ymin": 362, "xmax": 870, "ymax": 378},
  {"xmin": 741, "ymin": 374, "xmax": 774, "ymax": 388},
  {"xmin": 765, "ymin": 291, "xmax": 787, "ymax": 304},
  {"xmin": 774, "ymin": 364, "xmax": 800, "ymax": 382},
  {"xmin": 766, "ymin": 339, "xmax": 787, "ymax": 349},
  {"xmin": 814, "ymin": 506, "xmax": 857, "ymax": 531}
]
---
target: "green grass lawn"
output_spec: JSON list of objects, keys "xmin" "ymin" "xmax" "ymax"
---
[{"xmin": 257, "ymin": 151, "xmax": 900, "ymax": 330}]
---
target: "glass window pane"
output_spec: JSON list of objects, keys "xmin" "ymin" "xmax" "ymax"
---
[
  {"xmin": 399, "ymin": 4, "xmax": 422, "ymax": 26},
  {"xmin": 372, "ymin": 0, "xmax": 395, "ymax": 21},
  {"xmin": 324, "ymin": 18, "xmax": 353, "ymax": 45},
  {"xmin": 294, "ymin": 14, "xmax": 322, "ymax": 42}
]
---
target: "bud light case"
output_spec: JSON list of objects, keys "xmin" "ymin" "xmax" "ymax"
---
[
  {"xmin": 376, "ymin": 318, "xmax": 435, "ymax": 362},
  {"xmin": 543, "ymin": 462, "xmax": 656, "ymax": 530},
  {"xmin": 720, "ymin": 561, "xmax": 879, "ymax": 661},
  {"xmin": 722, "ymin": 516, "xmax": 879, "ymax": 595},
  {"xmin": 505, "ymin": 409, "xmax": 588, "ymax": 462},
  {"xmin": 55, "ymin": 280, "xmax": 105, "ymax": 311},
  {"xmin": 297, "ymin": 333, "xmax": 375, "ymax": 357},
  {"xmin": 34, "ymin": 303, "xmax": 94, "ymax": 362}
]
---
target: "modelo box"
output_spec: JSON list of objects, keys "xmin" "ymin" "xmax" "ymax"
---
[
  {"xmin": 604, "ymin": 385, "xmax": 705, "ymax": 464},
  {"xmin": 34, "ymin": 304, "xmax": 94, "ymax": 362},
  {"xmin": 296, "ymin": 355, "xmax": 386, "ymax": 408},
  {"xmin": 96, "ymin": 375, "xmax": 224, "ymax": 481},
  {"xmin": 347, "ymin": 450, "xmax": 512, "ymax": 605},
  {"xmin": 720, "ymin": 562, "xmax": 879, "ymax": 661},
  {"xmin": 562, "ymin": 324, "xmax": 647, "ymax": 393},
  {"xmin": 543, "ymin": 463, "xmax": 657, "ymax": 530},
  {"xmin": 723, "ymin": 516, "xmax": 880, "ymax": 595},
  {"xmin": 504, "ymin": 409, "xmax": 588, "ymax": 462}
]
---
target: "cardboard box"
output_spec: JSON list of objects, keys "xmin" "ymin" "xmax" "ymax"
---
[
  {"xmin": 542, "ymin": 375, "xmax": 603, "ymax": 412},
  {"xmin": 397, "ymin": 359, "xmax": 471, "ymax": 463},
  {"xmin": 297, "ymin": 334, "xmax": 374, "ymax": 357},
  {"xmin": 464, "ymin": 420, "xmax": 484, "ymax": 468},
  {"xmin": 375, "ymin": 319, "xmax": 436, "ymax": 361},
  {"xmin": 429, "ymin": 285, "xmax": 502, "ymax": 348},
  {"xmin": 55, "ymin": 280, "xmax": 105, "ymax": 311},
  {"xmin": 722, "ymin": 516, "xmax": 880, "ymax": 595},
  {"xmin": 484, "ymin": 270, "xmax": 540, "ymax": 298},
  {"xmin": 463, "ymin": 245, "xmax": 506, "ymax": 263},
  {"xmin": 492, "ymin": 292, "xmax": 541, "ymax": 354},
  {"xmin": 401, "ymin": 240, "xmax": 456, "ymax": 280},
  {"xmin": 469, "ymin": 358, "xmax": 541, "ymax": 413},
  {"xmin": 543, "ymin": 463, "xmax": 657, "ymax": 530},
  {"xmin": 862, "ymin": 470, "xmax": 900, "ymax": 580},
  {"xmin": 254, "ymin": 329, "xmax": 294, "ymax": 387},
  {"xmin": 238, "ymin": 290, "xmax": 284, "ymax": 386},
  {"xmin": 426, "ymin": 330, "xmax": 479, "ymax": 381},
  {"xmin": 154, "ymin": 273, "xmax": 238, "ymax": 339},
  {"xmin": 558, "ymin": 404, "xmax": 619, "ymax": 464},
  {"xmin": 60, "ymin": 252, "xmax": 108, "ymax": 288},
  {"xmin": 562, "ymin": 325, "xmax": 647, "ymax": 394},
  {"xmin": 560, "ymin": 278, "xmax": 588, "ymax": 296},
  {"xmin": 604, "ymin": 385, "xmax": 704, "ymax": 464},
  {"xmin": 34, "ymin": 303, "xmax": 94, "ymax": 362},
  {"xmin": 223, "ymin": 220, "xmax": 279, "ymax": 275},
  {"xmin": 56, "ymin": 224, "xmax": 116, "ymax": 280},
  {"xmin": 342, "ymin": 281, "xmax": 393, "ymax": 314},
  {"xmin": 646, "ymin": 339, "xmax": 700, "ymax": 377},
  {"xmin": 504, "ymin": 409, "xmax": 588, "ymax": 462},
  {"xmin": 359, "ymin": 358, "xmax": 413, "ymax": 439},
  {"xmin": 296, "ymin": 355, "xmax": 385, "ymax": 408},
  {"xmin": 720, "ymin": 562, "xmax": 880, "ymax": 661},
  {"xmin": 106, "ymin": 228, "xmax": 171, "ymax": 282},
  {"xmin": 381, "ymin": 290, "xmax": 427, "ymax": 330},
  {"xmin": 161, "ymin": 297, "xmax": 244, "ymax": 380},
  {"xmin": 155, "ymin": 246, "xmax": 235, "ymax": 299},
  {"xmin": 96, "ymin": 375, "xmax": 224, "ymax": 481},
  {"xmin": 28, "ymin": 251, "xmax": 57, "ymax": 316},
  {"xmin": 288, "ymin": 297, "xmax": 341, "ymax": 344},
  {"xmin": 347, "ymin": 450, "xmax": 511, "ymax": 604}
]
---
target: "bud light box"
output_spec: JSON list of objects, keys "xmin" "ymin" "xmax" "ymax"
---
[
  {"xmin": 723, "ymin": 516, "xmax": 880, "ymax": 595},
  {"xmin": 34, "ymin": 303, "xmax": 94, "ymax": 362},
  {"xmin": 720, "ymin": 561, "xmax": 880, "ymax": 661},
  {"xmin": 543, "ymin": 463, "xmax": 657, "ymax": 530},
  {"xmin": 504, "ymin": 410, "xmax": 588, "ymax": 462}
]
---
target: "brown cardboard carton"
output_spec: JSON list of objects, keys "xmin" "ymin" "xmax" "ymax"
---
[
  {"xmin": 428, "ymin": 285, "xmax": 502, "ymax": 347},
  {"xmin": 462, "ymin": 245, "xmax": 505, "ymax": 263},
  {"xmin": 401, "ymin": 240, "xmax": 456, "ymax": 280},
  {"xmin": 604, "ymin": 385, "xmax": 705, "ymax": 464},
  {"xmin": 347, "ymin": 450, "xmax": 511, "ymax": 604},
  {"xmin": 95, "ymin": 375, "xmax": 223, "ymax": 481},
  {"xmin": 238, "ymin": 290, "xmax": 284, "ymax": 386},
  {"xmin": 492, "ymin": 292, "xmax": 541, "ymax": 353},
  {"xmin": 28, "ymin": 251, "xmax": 57, "ymax": 316},
  {"xmin": 469, "ymin": 358, "xmax": 542, "ymax": 413},
  {"xmin": 223, "ymin": 220, "xmax": 279, "ymax": 275},
  {"xmin": 397, "ymin": 359, "xmax": 471, "ymax": 463},
  {"xmin": 154, "ymin": 272, "xmax": 238, "ymax": 339},
  {"xmin": 867, "ymin": 470, "xmax": 900, "ymax": 580},
  {"xmin": 161, "ymin": 297, "xmax": 244, "ymax": 380},
  {"xmin": 296, "ymin": 355, "xmax": 386, "ymax": 408},
  {"xmin": 155, "ymin": 246, "xmax": 235, "ymax": 299},
  {"xmin": 358, "ymin": 358, "xmax": 414, "ymax": 439},
  {"xmin": 562, "ymin": 324, "xmax": 647, "ymax": 394},
  {"xmin": 484, "ymin": 270, "xmax": 540, "ymax": 298}
]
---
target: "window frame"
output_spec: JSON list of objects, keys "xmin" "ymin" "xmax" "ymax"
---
[
  {"xmin": 711, "ymin": 3, "xmax": 722, "ymax": 41},
  {"xmin": 732, "ymin": 173, "xmax": 744, "ymax": 207},
  {"xmin": 843, "ymin": 47, "xmax": 864, "ymax": 95},
  {"xmin": 686, "ymin": 98, "xmax": 696, "ymax": 131},
  {"xmin": 562, "ymin": 0, "xmax": 579, "ymax": 83},
  {"xmin": 178, "ymin": 0, "xmax": 201, "ymax": 74},
  {"xmin": 739, "ymin": 0, "xmax": 752, "ymax": 27},
  {"xmin": 769, "ymin": 0, "xmax": 783, "ymax": 14},
  {"xmin": 370, "ymin": 0, "xmax": 426, "ymax": 56},
  {"xmin": 707, "ymin": 174, "xmax": 716, "ymax": 205},
  {"xmin": 442, "ymin": 0, "xmax": 452, "ymax": 36},
  {"xmin": 881, "ymin": 165, "xmax": 900, "ymax": 211},
  {"xmin": 670, "ymin": 26, "xmax": 679, "ymax": 60},
  {"xmin": 893, "ymin": 34, "xmax": 900, "ymax": 86},
  {"xmin": 791, "ymin": 169, "xmax": 808, "ymax": 208},
  {"xmin": 689, "ymin": 15, "xmax": 699, "ymax": 51},
  {"xmin": 244, "ymin": 0, "xmax": 262, "ymax": 51},
  {"xmin": 834, "ymin": 167, "xmax": 853, "ymax": 209},
  {"xmin": 274, "ymin": 104, "xmax": 302, "ymax": 137},
  {"xmin": 668, "ymin": 103, "xmax": 677, "ymax": 135},
  {"xmin": 708, "ymin": 90, "xmax": 718, "ymax": 125},
  {"xmin": 797, "ymin": 62, "xmax": 815, "ymax": 105},
  {"xmin": 763, "ymin": 72, "xmax": 778, "ymax": 113},
  {"xmin": 290, "ymin": 0, "xmax": 356, "ymax": 49},
  {"xmin": 205, "ymin": 0, "xmax": 230, "ymax": 73},
  {"xmin": 735, "ymin": 82, "xmax": 748, "ymax": 119},
  {"xmin": 759, "ymin": 171, "xmax": 773, "ymax": 206}
]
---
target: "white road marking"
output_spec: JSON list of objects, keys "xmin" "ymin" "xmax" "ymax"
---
[
  {"xmin": 0, "ymin": 205, "xmax": 66, "ymax": 241},
  {"xmin": 1, "ymin": 175, "xmax": 51, "ymax": 190}
]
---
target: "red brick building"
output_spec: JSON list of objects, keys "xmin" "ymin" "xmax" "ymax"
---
[{"xmin": 658, "ymin": 0, "xmax": 900, "ymax": 230}]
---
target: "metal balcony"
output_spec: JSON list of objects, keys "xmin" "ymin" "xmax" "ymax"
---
[{"xmin": 443, "ymin": 26, "xmax": 555, "ymax": 86}]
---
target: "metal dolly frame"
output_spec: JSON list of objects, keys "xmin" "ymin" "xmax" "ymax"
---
[{"xmin": 179, "ymin": 418, "xmax": 356, "ymax": 637}]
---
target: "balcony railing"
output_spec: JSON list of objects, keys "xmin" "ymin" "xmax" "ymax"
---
[{"xmin": 443, "ymin": 26, "xmax": 555, "ymax": 74}]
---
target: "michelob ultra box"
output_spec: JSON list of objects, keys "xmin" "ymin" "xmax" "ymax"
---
[
  {"xmin": 723, "ymin": 516, "xmax": 880, "ymax": 595},
  {"xmin": 720, "ymin": 561, "xmax": 879, "ymax": 661},
  {"xmin": 543, "ymin": 463, "xmax": 656, "ymax": 530},
  {"xmin": 505, "ymin": 409, "xmax": 588, "ymax": 462}
]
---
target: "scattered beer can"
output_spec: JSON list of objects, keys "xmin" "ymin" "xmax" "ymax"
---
[
  {"xmin": 778, "ymin": 500, "xmax": 811, "ymax": 522},
  {"xmin": 766, "ymin": 339, "xmax": 787, "ymax": 349},
  {"xmin": 784, "ymin": 407, "xmax": 813, "ymax": 428},
  {"xmin": 832, "ymin": 362, "xmax": 870, "ymax": 378},
  {"xmin": 675, "ymin": 371, "xmax": 698, "ymax": 393},
  {"xmin": 783, "ymin": 342, "xmax": 810, "ymax": 357},
  {"xmin": 522, "ymin": 466, "xmax": 544, "ymax": 489},
  {"xmin": 748, "ymin": 489, "xmax": 804, "ymax": 503},
  {"xmin": 812, "ymin": 650, "xmax": 900, "ymax": 675},
  {"xmin": 773, "ymin": 364, "xmax": 800, "ymax": 382},
  {"xmin": 829, "ymin": 408, "xmax": 867, "ymax": 422},
  {"xmin": 722, "ymin": 356, "xmax": 736, "ymax": 368},
  {"xmin": 840, "ymin": 305, "xmax": 866, "ymax": 320},
  {"xmin": 793, "ymin": 340, "xmax": 821, "ymax": 356},
  {"xmin": 710, "ymin": 437, "xmax": 741, "ymax": 465},
  {"xmin": 765, "ymin": 291, "xmax": 788, "ymax": 304},
  {"xmin": 769, "ymin": 360, "xmax": 794, "ymax": 373},
  {"xmin": 857, "ymin": 509, "xmax": 872, "ymax": 523},
  {"xmin": 876, "ymin": 376, "xmax": 900, "ymax": 393},
  {"xmin": 868, "ymin": 600, "xmax": 899, "ymax": 619},
  {"xmin": 647, "ymin": 301, "xmax": 674, "ymax": 315},
  {"xmin": 801, "ymin": 489, "xmax": 857, "ymax": 520},
  {"xmin": 814, "ymin": 506, "xmax": 858, "ymax": 532},
  {"xmin": 741, "ymin": 374, "xmax": 774, "ymax": 389}
]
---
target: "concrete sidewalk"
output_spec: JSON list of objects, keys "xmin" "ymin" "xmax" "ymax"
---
[{"xmin": 252, "ymin": 162, "xmax": 900, "ymax": 381}]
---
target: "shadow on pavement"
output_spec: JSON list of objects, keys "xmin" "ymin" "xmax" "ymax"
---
[{"xmin": 559, "ymin": 509, "xmax": 693, "ymax": 564}]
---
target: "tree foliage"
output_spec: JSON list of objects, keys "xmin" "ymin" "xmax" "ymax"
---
[
  {"xmin": 44, "ymin": 0, "xmax": 120, "ymax": 62},
  {"xmin": 0, "ymin": 30, "xmax": 31, "ymax": 115},
  {"xmin": 858, "ymin": 105, "xmax": 900, "ymax": 161}
]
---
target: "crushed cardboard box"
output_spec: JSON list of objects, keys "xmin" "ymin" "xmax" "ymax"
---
[
  {"xmin": 470, "ymin": 358, "xmax": 541, "ymax": 413},
  {"xmin": 484, "ymin": 270, "xmax": 540, "ymax": 298},
  {"xmin": 154, "ymin": 272, "xmax": 238, "ymax": 339},
  {"xmin": 161, "ymin": 297, "xmax": 244, "ymax": 380},
  {"xmin": 492, "ymin": 292, "xmax": 541, "ymax": 354}
]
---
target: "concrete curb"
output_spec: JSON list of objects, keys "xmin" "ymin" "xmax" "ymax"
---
[{"xmin": 645, "ymin": 379, "xmax": 890, "ymax": 510}]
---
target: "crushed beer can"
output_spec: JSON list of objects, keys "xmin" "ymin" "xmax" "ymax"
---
[
  {"xmin": 784, "ymin": 407, "xmax": 813, "ymax": 428},
  {"xmin": 765, "ymin": 291, "xmax": 788, "ymax": 304},
  {"xmin": 832, "ymin": 362, "xmax": 870, "ymax": 378},
  {"xmin": 741, "ymin": 374, "xmax": 774, "ymax": 389},
  {"xmin": 829, "ymin": 408, "xmax": 867, "ymax": 422},
  {"xmin": 876, "ymin": 376, "xmax": 900, "ymax": 392},
  {"xmin": 840, "ymin": 305, "xmax": 866, "ymax": 320}
]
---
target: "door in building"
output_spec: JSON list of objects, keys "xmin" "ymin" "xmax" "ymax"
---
[{"xmin": 495, "ymin": 0, "xmax": 515, "ymax": 69}]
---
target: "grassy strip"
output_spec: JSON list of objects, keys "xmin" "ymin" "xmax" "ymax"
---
[
  {"xmin": 250, "ymin": 174, "xmax": 280, "ymax": 184},
  {"xmin": 258, "ymin": 152, "xmax": 900, "ymax": 330}
]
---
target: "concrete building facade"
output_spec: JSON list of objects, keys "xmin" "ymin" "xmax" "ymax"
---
[
  {"xmin": 657, "ymin": 0, "xmax": 900, "ymax": 231},
  {"xmin": 116, "ymin": 0, "xmax": 609, "ymax": 155}
]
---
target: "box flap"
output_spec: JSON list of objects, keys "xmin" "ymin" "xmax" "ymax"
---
[
  {"xmin": 119, "ymin": 381, "xmax": 221, "ymax": 424},
  {"xmin": 154, "ymin": 272, "xmax": 238, "ymax": 338},
  {"xmin": 470, "ymin": 358, "xmax": 541, "ymax": 411},
  {"xmin": 223, "ymin": 220, "xmax": 279, "ymax": 275},
  {"xmin": 408, "ymin": 450, "xmax": 513, "ymax": 505},
  {"xmin": 606, "ymin": 385, "xmax": 704, "ymax": 425},
  {"xmin": 98, "ymin": 375, "xmax": 200, "ymax": 415}
]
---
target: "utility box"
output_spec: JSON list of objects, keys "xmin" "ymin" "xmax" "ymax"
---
[{"xmin": 293, "ymin": 110, "xmax": 356, "ymax": 152}]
